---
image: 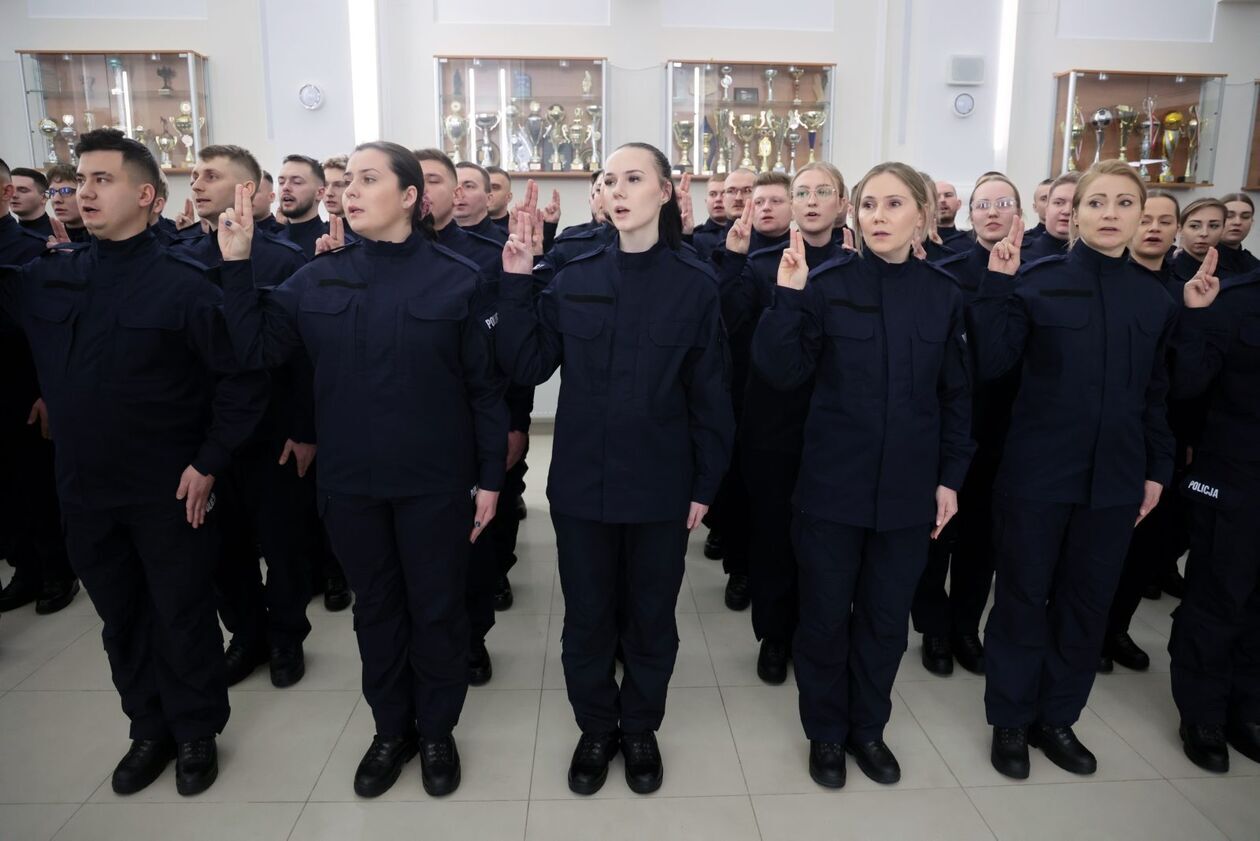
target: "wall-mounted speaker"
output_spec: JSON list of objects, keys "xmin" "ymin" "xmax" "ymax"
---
[{"xmin": 947, "ymin": 55, "xmax": 985, "ymax": 86}]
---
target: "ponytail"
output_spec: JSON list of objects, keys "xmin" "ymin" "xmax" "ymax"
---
[{"xmin": 615, "ymin": 142, "xmax": 683, "ymax": 251}]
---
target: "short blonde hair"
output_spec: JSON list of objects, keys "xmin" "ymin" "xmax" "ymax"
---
[{"xmin": 792, "ymin": 161, "xmax": 845, "ymax": 196}]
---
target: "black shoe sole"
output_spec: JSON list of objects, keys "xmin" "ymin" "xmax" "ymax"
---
[
  {"xmin": 111, "ymin": 757, "xmax": 174, "ymax": 795},
  {"xmin": 568, "ymin": 766, "xmax": 610, "ymax": 795},
  {"xmin": 1110, "ymin": 654, "xmax": 1150, "ymax": 672},
  {"xmin": 1028, "ymin": 730, "xmax": 1096, "ymax": 775},
  {"xmin": 1180, "ymin": 731, "xmax": 1229, "ymax": 774},
  {"xmin": 324, "ymin": 593, "xmax": 352, "ymax": 612},
  {"xmin": 469, "ymin": 667, "xmax": 492, "ymax": 687},
  {"xmin": 844, "ymin": 745, "xmax": 901, "ymax": 785},
  {"xmin": 176, "ymin": 761, "xmax": 218, "ymax": 797},
  {"xmin": 421, "ymin": 765, "xmax": 461, "ymax": 797},
  {"xmin": 493, "ymin": 593, "xmax": 514, "ymax": 612},
  {"xmin": 921, "ymin": 654, "xmax": 954, "ymax": 677},
  {"xmin": 35, "ymin": 581, "xmax": 80, "ymax": 615},
  {"xmin": 724, "ymin": 593, "xmax": 750, "ymax": 611},
  {"xmin": 354, "ymin": 747, "xmax": 417, "ymax": 798},
  {"xmin": 625, "ymin": 768, "xmax": 663, "ymax": 794},
  {"xmin": 757, "ymin": 665, "xmax": 788, "ymax": 685},
  {"xmin": 990, "ymin": 750, "xmax": 1030, "ymax": 780},
  {"xmin": 808, "ymin": 761, "xmax": 846, "ymax": 789}
]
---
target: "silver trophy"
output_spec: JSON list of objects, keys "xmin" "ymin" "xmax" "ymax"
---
[
  {"xmin": 720, "ymin": 65, "xmax": 733, "ymax": 101},
  {"xmin": 786, "ymin": 110, "xmax": 803, "ymax": 175},
  {"xmin": 585, "ymin": 105, "xmax": 602, "ymax": 171},
  {"xmin": 789, "ymin": 66, "xmax": 805, "ymax": 105},
  {"xmin": 474, "ymin": 111, "xmax": 502, "ymax": 167},
  {"xmin": 37, "ymin": 118, "xmax": 59, "ymax": 164},
  {"xmin": 443, "ymin": 102, "xmax": 469, "ymax": 164},
  {"xmin": 1183, "ymin": 105, "xmax": 1200, "ymax": 183},
  {"xmin": 59, "ymin": 115, "xmax": 78, "ymax": 165},
  {"xmin": 565, "ymin": 108, "xmax": 586, "ymax": 171},
  {"xmin": 763, "ymin": 68, "xmax": 778, "ymax": 103},
  {"xmin": 546, "ymin": 104, "xmax": 566, "ymax": 171},
  {"xmin": 733, "ymin": 113, "xmax": 757, "ymax": 169},
  {"xmin": 714, "ymin": 108, "xmax": 731, "ymax": 175},
  {"xmin": 1090, "ymin": 107, "xmax": 1113, "ymax": 164},
  {"xmin": 524, "ymin": 101, "xmax": 546, "ymax": 172},
  {"xmin": 1138, "ymin": 95, "xmax": 1159, "ymax": 180},
  {"xmin": 673, "ymin": 119, "xmax": 694, "ymax": 173}
]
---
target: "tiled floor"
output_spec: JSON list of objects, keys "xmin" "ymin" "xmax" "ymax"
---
[{"xmin": 1, "ymin": 433, "xmax": 1257, "ymax": 840}]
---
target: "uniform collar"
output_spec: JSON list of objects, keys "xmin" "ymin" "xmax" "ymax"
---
[
  {"xmin": 362, "ymin": 229, "xmax": 425, "ymax": 258},
  {"xmin": 94, "ymin": 226, "xmax": 157, "ymax": 259},
  {"xmin": 865, "ymin": 249, "xmax": 912, "ymax": 277},
  {"xmin": 1069, "ymin": 240, "xmax": 1130, "ymax": 272}
]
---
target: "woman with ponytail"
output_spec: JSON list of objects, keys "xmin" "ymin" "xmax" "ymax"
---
[
  {"xmin": 216, "ymin": 141, "xmax": 508, "ymax": 800},
  {"xmin": 497, "ymin": 142, "xmax": 733, "ymax": 796}
]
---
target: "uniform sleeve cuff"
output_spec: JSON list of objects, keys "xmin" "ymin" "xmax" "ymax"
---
[
  {"xmin": 979, "ymin": 270, "xmax": 1016, "ymax": 299},
  {"xmin": 192, "ymin": 441, "xmax": 231, "ymax": 478}
]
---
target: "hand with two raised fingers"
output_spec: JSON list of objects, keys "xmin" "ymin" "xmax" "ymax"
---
[
  {"xmin": 677, "ymin": 172, "xmax": 695, "ymax": 235},
  {"xmin": 314, "ymin": 214, "xmax": 345, "ymax": 256},
  {"xmin": 542, "ymin": 188, "xmax": 561, "ymax": 225},
  {"xmin": 1182, "ymin": 246, "xmax": 1221, "ymax": 309},
  {"xmin": 175, "ymin": 197, "xmax": 198, "ymax": 230},
  {"xmin": 725, "ymin": 200, "xmax": 754, "ymax": 256},
  {"xmin": 503, "ymin": 209, "xmax": 537, "ymax": 275},
  {"xmin": 987, "ymin": 215, "xmax": 1024, "ymax": 276},
  {"xmin": 776, "ymin": 227, "xmax": 809, "ymax": 290},
  {"xmin": 45, "ymin": 217, "xmax": 71, "ymax": 250},
  {"xmin": 217, "ymin": 184, "xmax": 255, "ymax": 262}
]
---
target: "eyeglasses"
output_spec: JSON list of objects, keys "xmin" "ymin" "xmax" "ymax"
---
[
  {"xmin": 792, "ymin": 187, "xmax": 837, "ymax": 201},
  {"xmin": 723, "ymin": 186, "xmax": 754, "ymax": 197},
  {"xmin": 44, "ymin": 186, "xmax": 77, "ymax": 198},
  {"xmin": 972, "ymin": 198, "xmax": 1017, "ymax": 211}
]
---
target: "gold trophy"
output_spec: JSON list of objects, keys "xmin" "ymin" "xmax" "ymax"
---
[
  {"xmin": 37, "ymin": 118, "xmax": 59, "ymax": 164},
  {"xmin": 755, "ymin": 110, "xmax": 777, "ymax": 173},
  {"xmin": 733, "ymin": 113, "xmax": 757, "ymax": 169},
  {"xmin": 672, "ymin": 119, "xmax": 694, "ymax": 173},
  {"xmin": 565, "ymin": 108, "xmax": 586, "ymax": 171},
  {"xmin": 1067, "ymin": 100, "xmax": 1084, "ymax": 171},
  {"xmin": 1183, "ymin": 105, "xmax": 1200, "ymax": 183},
  {"xmin": 786, "ymin": 110, "xmax": 803, "ymax": 175},
  {"xmin": 524, "ymin": 101, "xmax": 546, "ymax": 172},
  {"xmin": 1138, "ymin": 95, "xmax": 1159, "ymax": 180},
  {"xmin": 1115, "ymin": 105, "xmax": 1136, "ymax": 162},
  {"xmin": 1160, "ymin": 111, "xmax": 1183, "ymax": 183},
  {"xmin": 799, "ymin": 110, "xmax": 826, "ymax": 164},
  {"xmin": 714, "ymin": 108, "xmax": 731, "ymax": 175},
  {"xmin": 789, "ymin": 66, "xmax": 805, "ymax": 105},
  {"xmin": 546, "ymin": 104, "xmax": 566, "ymax": 171},
  {"xmin": 700, "ymin": 124, "xmax": 713, "ymax": 176},
  {"xmin": 175, "ymin": 102, "xmax": 195, "ymax": 166},
  {"xmin": 585, "ymin": 104, "xmax": 602, "ymax": 170},
  {"xmin": 156, "ymin": 134, "xmax": 175, "ymax": 169},
  {"xmin": 443, "ymin": 101, "xmax": 469, "ymax": 164}
]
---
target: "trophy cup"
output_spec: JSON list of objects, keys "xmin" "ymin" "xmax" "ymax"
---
[
  {"xmin": 700, "ymin": 122, "xmax": 713, "ymax": 176},
  {"xmin": 565, "ymin": 108, "xmax": 587, "ymax": 171},
  {"xmin": 755, "ymin": 110, "xmax": 777, "ymax": 173},
  {"xmin": 1183, "ymin": 105, "xmax": 1200, "ymax": 183},
  {"xmin": 720, "ymin": 66, "xmax": 733, "ymax": 101},
  {"xmin": 134, "ymin": 125, "xmax": 149, "ymax": 153},
  {"xmin": 157, "ymin": 65, "xmax": 175, "ymax": 97},
  {"xmin": 1066, "ymin": 100, "xmax": 1084, "ymax": 171},
  {"xmin": 156, "ymin": 134, "xmax": 175, "ymax": 169},
  {"xmin": 37, "ymin": 118, "xmax": 59, "ymax": 164},
  {"xmin": 789, "ymin": 66, "xmax": 805, "ymax": 105},
  {"xmin": 474, "ymin": 111, "xmax": 502, "ymax": 167},
  {"xmin": 714, "ymin": 108, "xmax": 731, "ymax": 175},
  {"xmin": 504, "ymin": 104, "xmax": 528, "ymax": 171},
  {"xmin": 786, "ymin": 111, "xmax": 803, "ymax": 176},
  {"xmin": 733, "ymin": 113, "xmax": 757, "ymax": 169},
  {"xmin": 581, "ymin": 70, "xmax": 593, "ymax": 98},
  {"xmin": 546, "ymin": 104, "xmax": 566, "ymax": 170},
  {"xmin": 443, "ymin": 102, "xmax": 469, "ymax": 164},
  {"xmin": 799, "ymin": 110, "xmax": 826, "ymax": 164},
  {"xmin": 175, "ymin": 102, "xmax": 195, "ymax": 165},
  {"xmin": 763, "ymin": 68, "xmax": 778, "ymax": 103},
  {"xmin": 1160, "ymin": 111, "xmax": 1183, "ymax": 183},
  {"xmin": 1115, "ymin": 105, "xmax": 1136, "ymax": 162},
  {"xmin": 672, "ymin": 119, "xmax": 694, "ymax": 173},
  {"xmin": 524, "ymin": 101, "xmax": 546, "ymax": 171},
  {"xmin": 585, "ymin": 104, "xmax": 603, "ymax": 170},
  {"xmin": 1090, "ymin": 107, "xmax": 1113, "ymax": 164},
  {"xmin": 59, "ymin": 115, "xmax": 78, "ymax": 165}
]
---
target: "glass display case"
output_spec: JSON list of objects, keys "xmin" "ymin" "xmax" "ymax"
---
[
  {"xmin": 434, "ymin": 56, "xmax": 607, "ymax": 177},
  {"xmin": 666, "ymin": 61, "xmax": 835, "ymax": 178},
  {"xmin": 1244, "ymin": 81, "xmax": 1260, "ymax": 192},
  {"xmin": 18, "ymin": 51, "xmax": 211, "ymax": 175},
  {"xmin": 1050, "ymin": 70, "xmax": 1225, "ymax": 188}
]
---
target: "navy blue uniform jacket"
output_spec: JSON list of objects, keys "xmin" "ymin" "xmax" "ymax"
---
[
  {"xmin": 218, "ymin": 233, "xmax": 508, "ymax": 498},
  {"xmin": 970, "ymin": 243, "xmax": 1177, "ymax": 507},
  {"xmin": 497, "ymin": 240, "xmax": 734, "ymax": 523},
  {"xmin": 753, "ymin": 250, "xmax": 974, "ymax": 532},
  {"xmin": 0, "ymin": 229, "xmax": 269, "ymax": 509}
]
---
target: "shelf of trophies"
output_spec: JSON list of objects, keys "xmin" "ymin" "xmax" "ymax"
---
[
  {"xmin": 665, "ymin": 61, "xmax": 835, "ymax": 178},
  {"xmin": 1244, "ymin": 80, "xmax": 1260, "ymax": 191},
  {"xmin": 1050, "ymin": 69, "xmax": 1224, "ymax": 188},
  {"xmin": 17, "ymin": 50, "xmax": 211, "ymax": 174},
  {"xmin": 435, "ymin": 56, "xmax": 607, "ymax": 177}
]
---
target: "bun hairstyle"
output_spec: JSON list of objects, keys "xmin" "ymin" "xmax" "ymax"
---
[
  {"xmin": 612, "ymin": 142, "xmax": 683, "ymax": 250},
  {"xmin": 1067, "ymin": 160, "xmax": 1146, "ymax": 248},
  {"xmin": 850, "ymin": 161, "xmax": 931, "ymax": 255},
  {"xmin": 1179, "ymin": 196, "xmax": 1227, "ymax": 227},
  {"xmin": 1220, "ymin": 191, "xmax": 1254, "ymax": 211},
  {"xmin": 354, "ymin": 140, "xmax": 434, "ymax": 239}
]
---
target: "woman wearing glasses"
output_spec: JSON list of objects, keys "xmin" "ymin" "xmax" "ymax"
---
[{"xmin": 912, "ymin": 173, "xmax": 1024, "ymax": 679}]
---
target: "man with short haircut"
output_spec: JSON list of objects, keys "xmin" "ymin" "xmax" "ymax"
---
[
  {"xmin": 147, "ymin": 171, "xmax": 180, "ymax": 245},
  {"xmin": 277, "ymin": 154, "xmax": 327, "ymax": 258},
  {"xmin": 0, "ymin": 130, "xmax": 269, "ymax": 796},
  {"xmin": 935, "ymin": 180, "xmax": 970, "ymax": 249},
  {"xmin": 486, "ymin": 165, "xmax": 513, "ymax": 232},
  {"xmin": 453, "ymin": 161, "xmax": 506, "ymax": 244},
  {"xmin": 253, "ymin": 170, "xmax": 283, "ymax": 233},
  {"xmin": 691, "ymin": 174, "xmax": 726, "ymax": 259},
  {"xmin": 1027, "ymin": 177, "xmax": 1052, "ymax": 241},
  {"xmin": 322, "ymin": 155, "xmax": 348, "ymax": 219},
  {"xmin": 45, "ymin": 164, "xmax": 90, "ymax": 242},
  {"xmin": 0, "ymin": 158, "xmax": 78, "ymax": 618},
  {"xmin": 697, "ymin": 167, "xmax": 756, "ymax": 262},
  {"xmin": 10, "ymin": 167, "xmax": 53, "ymax": 238},
  {"xmin": 173, "ymin": 144, "xmax": 317, "ymax": 689}
]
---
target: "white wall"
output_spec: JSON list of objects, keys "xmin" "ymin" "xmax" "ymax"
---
[{"xmin": 3, "ymin": 0, "xmax": 1259, "ymax": 420}]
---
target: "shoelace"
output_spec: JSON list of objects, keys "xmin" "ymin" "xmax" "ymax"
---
[
  {"xmin": 1196, "ymin": 725, "xmax": 1226, "ymax": 743},
  {"xmin": 814, "ymin": 741, "xmax": 844, "ymax": 757},
  {"xmin": 577, "ymin": 734, "xmax": 614, "ymax": 762},
  {"xmin": 926, "ymin": 637, "xmax": 951, "ymax": 655},
  {"xmin": 423, "ymin": 738, "xmax": 454, "ymax": 764},
  {"xmin": 997, "ymin": 728, "xmax": 1025, "ymax": 746},
  {"xmin": 180, "ymin": 740, "xmax": 213, "ymax": 762},
  {"xmin": 365, "ymin": 736, "xmax": 405, "ymax": 765},
  {"xmin": 622, "ymin": 736, "xmax": 658, "ymax": 763}
]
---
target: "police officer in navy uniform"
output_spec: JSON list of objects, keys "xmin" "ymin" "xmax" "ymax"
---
[
  {"xmin": 172, "ymin": 144, "xmax": 318, "ymax": 689},
  {"xmin": 0, "ymin": 130, "xmax": 269, "ymax": 796},
  {"xmin": 416, "ymin": 149, "xmax": 533, "ymax": 686},
  {"xmin": 1218, "ymin": 193, "xmax": 1258, "ymax": 276},
  {"xmin": 216, "ymin": 141, "xmax": 507, "ymax": 799},
  {"xmin": 691, "ymin": 173, "xmax": 727, "ymax": 259},
  {"xmin": 935, "ymin": 180, "xmax": 973, "ymax": 252},
  {"xmin": 912, "ymin": 173, "xmax": 1024, "ymax": 678},
  {"xmin": 719, "ymin": 162, "xmax": 847, "ymax": 684},
  {"xmin": 497, "ymin": 143, "xmax": 733, "ymax": 796},
  {"xmin": 973, "ymin": 161, "xmax": 1176, "ymax": 780},
  {"xmin": 1020, "ymin": 172, "xmax": 1077, "ymax": 263},
  {"xmin": 276, "ymin": 154, "xmax": 328, "ymax": 259},
  {"xmin": 1168, "ymin": 251, "xmax": 1260, "ymax": 772},
  {"xmin": 754, "ymin": 162, "xmax": 973, "ymax": 789},
  {"xmin": 0, "ymin": 158, "xmax": 79, "ymax": 617}
]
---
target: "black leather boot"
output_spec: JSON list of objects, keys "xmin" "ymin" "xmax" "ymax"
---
[
  {"xmin": 175, "ymin": 737, "xmax": 218, "ymax": 796},
  {"xmin": 354, "ymin": 734, "xmax": 417, "ymax": 798},
  {"xmin": 568, "ymin": 730, "xmax": 620, "ymax": 795},
  {"xmin": 111, "ymin": 738, "xmax": 175, "ymax": 794},
  {"xmin": 920, "ymin": 634, "xmax": 953, "ymax": 676}
]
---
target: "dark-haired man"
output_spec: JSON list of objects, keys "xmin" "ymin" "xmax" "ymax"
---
[
  {"xmin": 253, "ymin": 170, "xmax": 283, "ymax": 234},
  {"xmin": 454, "ymin": 161, "xmax": 506, "ymax": 244},
  {"xmin": 45, "ymin": 164, "xmax": 90, "ymax": 242},
  {"xmin": 173, "ymin": 144, "xmax": 317, "ymax": 688},
  {"xmin": 0, "ymin": 131, "xmax": 268, "ymax": 797},
  {"xmin": 10, "ymin": 167, "xmax": 54, "ymax": 238},
  {"xmin": 278, "ymin": 154, "xmax": 327, "ymax": 257},
  {"xmin": 486, "ymin": 165, "xmax": 513, "ymax": 232}
]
